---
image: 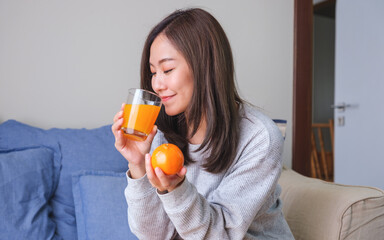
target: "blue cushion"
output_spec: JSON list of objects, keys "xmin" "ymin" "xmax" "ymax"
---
[
  {"xmin": 72, "ymin": 171, "xmax": 138, "ymax": 240},
  {"xmin": 0, "ymin": 147, "xmax": 60, "ymax": 239},
  {"xmin": 0, "ymin": 120, "xmax": 128, "ymax": 240}
]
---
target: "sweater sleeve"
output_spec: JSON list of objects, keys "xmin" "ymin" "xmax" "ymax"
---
[
  {"xmin": 124, "ymin": 131, "xmax": 178, "ymax": 240},
  {"xmin": 157, "ymin": 120, "xmax": 284, "ymax": 239},
  {"xmin": 124, "ymin": 173, "xmax": 177, "ymax": 240}
]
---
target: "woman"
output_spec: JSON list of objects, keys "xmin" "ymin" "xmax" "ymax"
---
[{"xmin": 112, "ymin": 8, "xmax": 294, "ymax": 239}]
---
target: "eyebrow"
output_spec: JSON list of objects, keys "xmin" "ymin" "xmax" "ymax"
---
[{"xmin": 149, "ymin": 58, "xmax": 175, "ymax": 67}]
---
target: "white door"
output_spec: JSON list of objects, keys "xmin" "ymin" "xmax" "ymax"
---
[{"xmin": 334, "ymin": 0, "xmax": 384, "ymax": 189}]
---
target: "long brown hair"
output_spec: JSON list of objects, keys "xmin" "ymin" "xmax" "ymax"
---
[{"xmin": 140, "ymin": 8, "xmax": 243, "ymax": 173}]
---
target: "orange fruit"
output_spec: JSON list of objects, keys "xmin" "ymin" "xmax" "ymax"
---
[{"xmin": 151, "ymin": 143, "xmax": 184, "ymax": 175}]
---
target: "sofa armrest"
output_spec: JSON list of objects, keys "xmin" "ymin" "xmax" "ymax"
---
[{"xmin": 278, "ymin": 167, "xmax": 384, "ymax": 240}]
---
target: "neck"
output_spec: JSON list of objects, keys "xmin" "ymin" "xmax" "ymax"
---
[{"xmin": 188, "ymin": 118, "xmax": 207, "ymax": 145}]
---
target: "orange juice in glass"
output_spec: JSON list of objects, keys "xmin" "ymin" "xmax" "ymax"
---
[{"xmin": 121, "ymin": 88, "xmax": 162, "ymax": 141}]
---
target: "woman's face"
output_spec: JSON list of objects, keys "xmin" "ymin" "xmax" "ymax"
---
[{"xmin": 150, "ymin": 34, "xmax": 194, "ymax": 116}]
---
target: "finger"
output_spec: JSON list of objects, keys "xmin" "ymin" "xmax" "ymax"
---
[
  {"xmin": 113, "ymin": 120, "xmax": 125, "ymax": 149},
  {"xmin": 115, "ymin": 125, "xmax": 124, "ymax": 142},
  {"xmin": 177, "ymin": 166, "xmax": 187, "ymax": 178},
  {"xmin": 145, "ymin": 125, "xmax": 158, "ymax": 144},
  {"xmin": 113, "ymin": 110, "xmax": 124, "ymax": 123},
  {"xmin": 111, "ymin": 118, "xmax": 124, "ymax": 135},
  {"xmin": 145, "ymin": 154, "xmax": 156, "ymax": 181},
  {"xmin": 121, "ymin": 103, "xmax": 125, "ymax": 111},
  {"xmin": 154, "ymin": 167, "xmax": 169, "ymax": 188}
]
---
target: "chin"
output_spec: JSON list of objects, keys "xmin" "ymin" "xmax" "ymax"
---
[
  {"xmin": 164, "ymin": 106, "xmax": 183, "ymax": 116},
  {"xmin": 164, "ymin": 109, "xmax": 179, "ymax": 116}
]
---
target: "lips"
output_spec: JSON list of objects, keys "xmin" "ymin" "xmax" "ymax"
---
[{"xmin": 160, "ymin": 94, "xmax": 175, "ymax": 102}]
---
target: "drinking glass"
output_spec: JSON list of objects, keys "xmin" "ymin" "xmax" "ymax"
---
[{"xmin": 121, "ymin": 88, "xmax": 162, "ymax": 141}]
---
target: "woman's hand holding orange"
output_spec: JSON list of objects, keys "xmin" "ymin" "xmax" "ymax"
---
[
  {"xmin": 145, "ymin": 154, "xmax": 187, "ymax": 193},
  {"xmin": 111, "ymin": 103, "xmax": 157, "ymax": 179}
]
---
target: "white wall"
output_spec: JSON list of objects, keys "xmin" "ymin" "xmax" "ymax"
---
[{"xmin": 0, "ymin": 0, "xmax": 293, "ymax": 167}]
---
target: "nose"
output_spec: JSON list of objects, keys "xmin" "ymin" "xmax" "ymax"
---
[{"xmin": 151, "ymin": 73, "xmax": 166, "ymax": 93}]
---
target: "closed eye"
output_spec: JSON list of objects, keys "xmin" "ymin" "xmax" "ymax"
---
[{"xmin": 164, "ymin": 69, "xmax": 173, "ymax": 74}]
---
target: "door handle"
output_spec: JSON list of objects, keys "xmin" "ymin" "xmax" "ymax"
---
[{"xmin": 331, "ymin": 102, "xmax": 351, "ymax": 112}]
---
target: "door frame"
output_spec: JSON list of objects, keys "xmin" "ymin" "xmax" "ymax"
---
[{"xmin": 292, "ymin": 0, "xmax": 313, "ymax": 177}]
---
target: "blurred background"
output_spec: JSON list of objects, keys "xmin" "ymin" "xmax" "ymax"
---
[{"xmin": 0, "ymin": 0, "xmax": 293, "ymax": 166}]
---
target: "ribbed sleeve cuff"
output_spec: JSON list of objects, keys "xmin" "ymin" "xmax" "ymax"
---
[
  {"xmin": 158, "ymin": 178, "xmax": 196, "ymax": 213},
  {"xmin": 125, "ymin": 170, "xmax": 154, "ymax": 201}
]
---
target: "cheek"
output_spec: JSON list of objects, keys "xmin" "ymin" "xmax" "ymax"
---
[
  {"xmin": 185, "ymin": 76, "xmax": 194, "ymax": 98},
  {"xmin": 151, "ymin": 78, "xmax": 158, "ymax": 93},
  {"xmin": 186, "ymin": 81, "xmax": 194, "ymax": 100}
]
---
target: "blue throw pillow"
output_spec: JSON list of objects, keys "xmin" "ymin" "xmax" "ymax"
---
[
  {"xmin": 0, "ymin": 120, "xmax": 128, "ymax": 240},
  {"xmin": 0, "ymin": 147, "xmax": 60, "ymax": 239},
  {"xmin": 72, "ymin": 171, "xmax": 138, "ymax": 240}
]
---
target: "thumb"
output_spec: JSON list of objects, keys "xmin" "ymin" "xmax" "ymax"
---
[{"xmin": 145, "ymin": 125, "xmax": 158, "ymax": 144}]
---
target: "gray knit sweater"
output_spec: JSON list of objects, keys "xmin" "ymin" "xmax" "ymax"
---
[{"xmin": 124, "ymin": 104, "xmax": 294, "ymax": 239}]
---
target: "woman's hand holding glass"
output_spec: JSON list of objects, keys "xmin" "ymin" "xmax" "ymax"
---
[{"xmin": 112, "ymin": 103, "xmax": 158, "ymax": 179}]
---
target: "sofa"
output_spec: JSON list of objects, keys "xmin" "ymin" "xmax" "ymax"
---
[
  {"xmin": 1, "ymin": 120, "xmax": 383, "ymax": 240},
  {"xmin": 279, "ymin": 167, "xmax": 384, "ymax": 240}
]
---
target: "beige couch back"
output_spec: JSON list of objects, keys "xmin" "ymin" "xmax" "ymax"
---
[{"xmin": 278, "ymin": 167, "xmax": 384, "ymax": 240}]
